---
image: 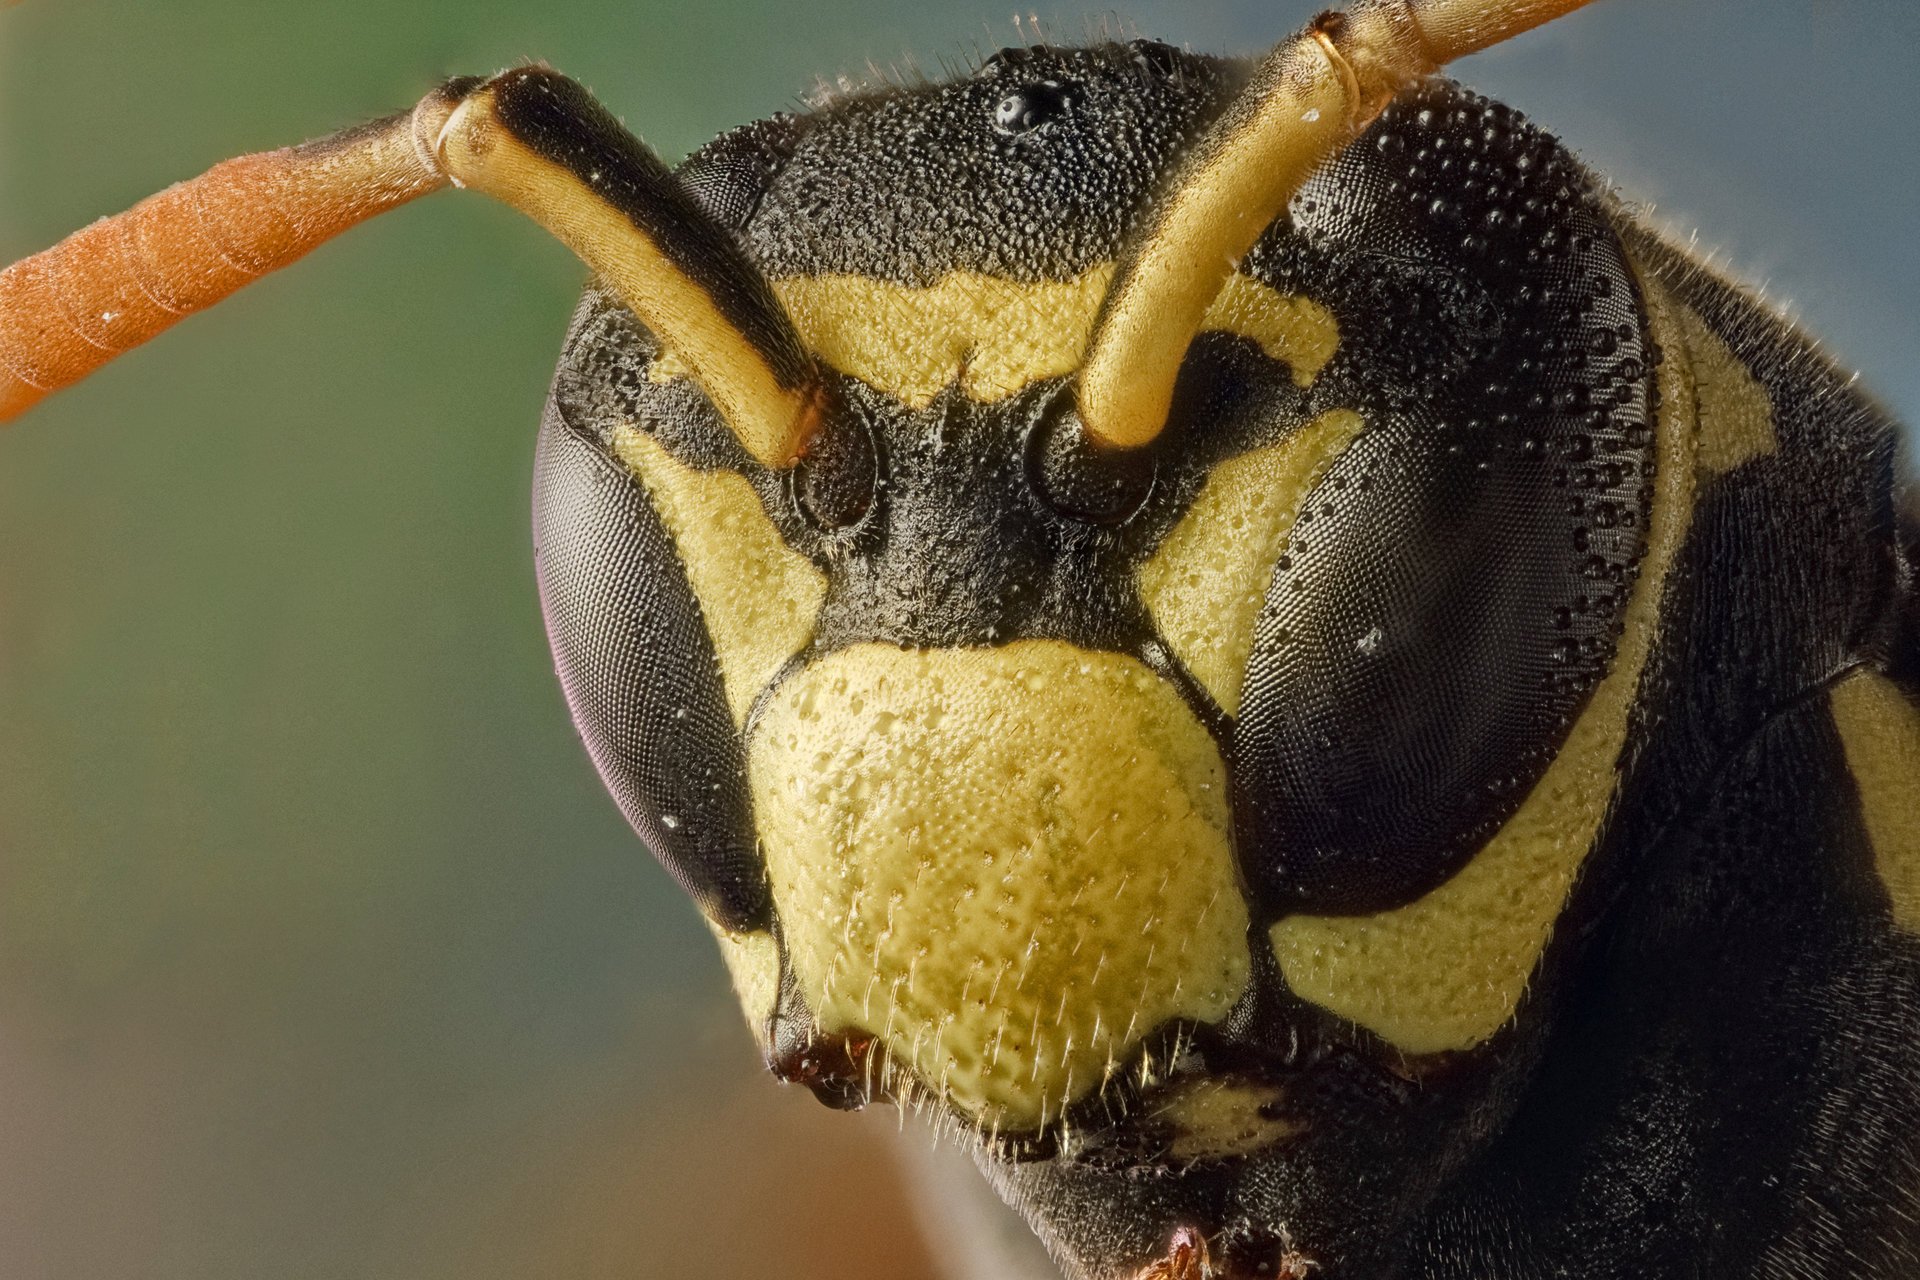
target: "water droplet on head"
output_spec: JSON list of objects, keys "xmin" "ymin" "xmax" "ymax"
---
[{"xmin": 993, "ymin": 80, "xmax": 1072, "ymax": 134}]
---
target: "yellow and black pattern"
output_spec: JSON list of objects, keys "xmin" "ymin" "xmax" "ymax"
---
[
  {"xmin": 0, "ymin": 4, "xmax": 1911, "ymax": 1273},
  {"xmin": 445, "ymin": 69, "xmax": 821, "ymax": 468},
  {"xmin": 534, "ymin": 39, "xmax": 1919, "ymax": 1280}
]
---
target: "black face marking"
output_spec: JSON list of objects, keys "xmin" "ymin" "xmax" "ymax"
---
[
  {"xmin": 785, "ymin": 379, "xmax": 1160, "ymax": 654},
  {"xmin": 535, "ymin": 316, "xmax": 767, "ymax": 929},
  {"xmin": 1026, "ymin": 391, "xmax": 1157, "ymax": 526},
  {"xmin": 789, "ymin": 394, "xmax": 878, "ymax": 532},
  {"xmin": 489, "ymin": 67, "xmax": 813, "ymax": 390},
  {"xmin": 747, "ymin": 43, "xmax": 1236, "ymax": 284},
  {"xmin": 574, "ymin": 77, "xmax": 1658, "ymax": 919},
  {"xmin": 554, "ymin": 272, "xmax": 762, "ymax": 488},
  {"xmin": 557, "ymin": 70, "xmax": 1661, "ymax": 934},
  {"xmin": 563, "ymin": 312, "xmax": 1306, "ymax": 682},
  {"xmin": 742, "ymin": 327, "xmax": 1326, "ymax": 663}
]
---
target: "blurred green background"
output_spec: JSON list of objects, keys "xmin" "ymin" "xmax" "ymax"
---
[{"xmin": 1, "ymin": 2, "xmax": 1914, "ymax": 1277}]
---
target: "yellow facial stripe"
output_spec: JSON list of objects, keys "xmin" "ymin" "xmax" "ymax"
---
[
  {"xmin": 1203, "ymin": 272, "xmax": 1344, "ymax": 387},
  {"xmin": 608, "ymin": 424, "xmax": 826, "ymax": 726},
  {"xmin": 772, "ymin": 269, "xmax": 1111, "ymax": 409},
  {"xmin": 1665, "ymin": 292, "xmax": 1778, "ymax": 475},
  {"xmin": 1139, "ymin": 408, "xmax": 1367, "ymax": 717},
  {"xmin": 650, "ymin": 267, "xmax": 1338, "ymax": 410},
  {"xmin": 1830, "ymin": 671, "xmax": 1920, "ymax": 933},
  {"xmin": 707, "ymin": 925, "xmax": 781, "ymax": 1047},
  {"xmin": 748, "ymin": 641, "xmax": 1250, "ymax": 1132},
  {"xmin": 1267, "ymin": 266, "xmax": 1702, "ymax": 1054}
]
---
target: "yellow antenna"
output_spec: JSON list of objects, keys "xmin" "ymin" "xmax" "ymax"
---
[
  {"xmin": 435, "ymin": 70, "xmax": 823, "ymax": 468},
  {"xmin": 1076, "ymin": 0, "xmax": 1602, "ymax": 451},
  {"xmin": 1, "ymin": 68, "xmax": 824, "ymax": 469}
]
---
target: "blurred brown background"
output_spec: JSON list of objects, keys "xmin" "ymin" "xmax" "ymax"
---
[{"xmin": 1, "ymin": 2, "xmax": 1914, "ymax": 1277}]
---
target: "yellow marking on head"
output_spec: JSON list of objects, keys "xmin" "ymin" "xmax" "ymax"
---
[
  {"xmin": 773, "ymin": 269, "xmax": 1111, "ymax": 409},
  {"xmin": 1665, "ymin": 294, "xmax": 1778, "ymax": 475},
  {"xmin": 644, "ymin": 267, "xmax": 1338, "ymax": 410},
  {"xmin": 708, "ymin": 925, "xmax": 781, "ymax": 1047},
  {"xmin": 1070, "ymin": 0, "xmax": 1600, "ymax": 452},
  {"xmin": 748, "ymin": 641, "xmax": 1250, "ymax": 1131},
  {"xmin": 608, "ymin": 423, "xmax": 826, "ymax": 726},
  {"xmin": 1203, "ymin": 272, "xmax": 1343, "ymax": 388},
  {"xmin": 1157, "ymin": 1079, "xmax": 1301, "ymax": 1162},
  {"xmin": 1139, "ymin": 408, "xmax": 1367, "ymax": 716},
  {"xmin": 1830, "ymin": 672, "xmax": 1920, "ymax": 932},
  {"xmin": 1267, "ymin": 265, "xmax": 1702, "ymax": 1054}
]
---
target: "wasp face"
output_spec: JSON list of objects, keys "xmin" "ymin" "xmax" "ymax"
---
[
  {"xmin": 6, "ymin": 3, "xmax": 1914, "ymax": 1273},
  {"xmin": 537, "ymin": 39, "xmax": 1715, "ymax": 1280}
]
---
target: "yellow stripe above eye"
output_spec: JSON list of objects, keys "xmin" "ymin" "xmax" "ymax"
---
[{"xmin": 650, "ymin": 266, "xmax": 1339, "ymax": 410}]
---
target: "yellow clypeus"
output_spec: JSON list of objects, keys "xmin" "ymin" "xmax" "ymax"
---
[{"xmin": 747, "ymin": 641, "xmax": 1251, "ymax": 1131}]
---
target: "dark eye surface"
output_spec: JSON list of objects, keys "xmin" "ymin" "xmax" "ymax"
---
[
  {"xmin": 993, "ymin": 80, "xmax": 1071, "ymax": 134},
  {"xmin": 1228, "ymin": 85, "xmax": 1657, "ymax": 916},
  {"xmin": 674, "ymin": 115, "xmax": 804, "ymax": 233},
  {"xmin": 533, "ymin": 405, "xmax": 768, "ymax": 930}
]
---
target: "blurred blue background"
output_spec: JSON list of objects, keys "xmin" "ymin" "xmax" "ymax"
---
[{"xmin": 1, "ymin": 2, "xmax": 1914, "ymax": 1276}]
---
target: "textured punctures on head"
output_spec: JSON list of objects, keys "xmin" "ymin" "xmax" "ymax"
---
[
  {"xmin": 1076, "ymin": 34, "xmax": 1353, "ymax": 451},
  {"xmin": 1265, "ymin": 261, "xmax": 1703, "ymax": 1055},
  {"xmin": 746, "ymin": 641, "xmax": 1251, "ymax": 1132},
  {"xmin": 1074, "ymin": 0, "xmax": 1602, "ymax": 452}
]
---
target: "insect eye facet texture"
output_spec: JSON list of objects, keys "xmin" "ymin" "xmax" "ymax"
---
[{"xmin": 3, "ymin": 3, "xmax": 1918, "ymax": 1280}]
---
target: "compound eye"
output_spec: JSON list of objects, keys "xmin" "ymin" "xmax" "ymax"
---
[
  {"xmin": 1026, "ymin": 389, "xmax": 1154, "ymax": 525},
  {"xmin": 792, "ymin": 404, "xmax": 879, "ymax": 532},
  {"xmin": 993, "ymin": 80, "xmax": 1071, "ymax": 134}
]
